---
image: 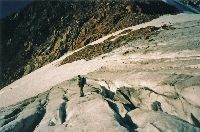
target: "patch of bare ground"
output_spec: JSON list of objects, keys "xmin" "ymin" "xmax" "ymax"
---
[{"xmin": 60, "ymin": 26, "xmax": 161, "ymax": 65}]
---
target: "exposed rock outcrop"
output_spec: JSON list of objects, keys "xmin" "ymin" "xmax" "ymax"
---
[{"xmin": 0, "ymin": 92, "xmax": 48, "ymax": 132}]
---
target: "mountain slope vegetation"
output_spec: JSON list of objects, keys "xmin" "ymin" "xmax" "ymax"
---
[
  {"xmin": 0, "ymin": 13, "xmax": 200, "ymax": 132},
  {"xmin": 0, "ymin": 0, "xmax": 178, "ymax": 88}
]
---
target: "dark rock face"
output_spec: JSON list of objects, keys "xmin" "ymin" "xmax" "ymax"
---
[{"xmin": 0, "ymin": 0, "xmax": 178, "ymax": 88}]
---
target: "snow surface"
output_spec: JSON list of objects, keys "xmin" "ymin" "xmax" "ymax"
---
[
  {"xmin": 89, "ymin": 13, "xmax": 200, "ymax": 46},
  {"xmin": 0, "ymin": 13, "xmax": 200, "ymax": 108},
  {"xmin": 1, "ymin": 13, "xmax": 200, "ymax": 132}
]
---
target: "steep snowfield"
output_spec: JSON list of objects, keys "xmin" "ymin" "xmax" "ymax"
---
[
  {"xmin": 0, "ymin": 13, "xmax": 199, "ymax": 107},
  {"xmin": 1, "ymin": 13, "xmax": 200, "ymax": 131}
]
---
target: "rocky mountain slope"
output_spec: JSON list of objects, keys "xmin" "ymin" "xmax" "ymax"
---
[
  {"xmin": 0, "ymin": 13, "xmax": 200, "ymax": 132},
  {"xmin": 0, "ymin": 0, "xmax": 178, "ymax": 88}
]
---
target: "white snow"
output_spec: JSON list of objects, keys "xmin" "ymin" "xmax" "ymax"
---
[
  {"xmin": 89, "ymin": 13, "xmax": 200, "ymax": 46},
  {"xmin": 0, "ymin": 59, "xmax": 106, "ymax": 107},
  {"xmin": 1, "ymin": 13, "xmax": 200, "ymax": 107}
]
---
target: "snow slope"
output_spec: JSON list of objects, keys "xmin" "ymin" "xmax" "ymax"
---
[
  {"xmin": 0, "ymin": 13, "xmax": 199, "ymax": 107},
  {"xmin": 0, "ymin": 13, "xmax": 200, "ymax": 132}
]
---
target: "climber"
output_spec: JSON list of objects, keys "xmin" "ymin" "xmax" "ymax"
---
[
  {"xmin": 151, "ymin": 101, "xmax": 163, "ymax": 112},
  {"xmin": 78, "ymin": 75, "xmax": 86, "ymax": 97}
]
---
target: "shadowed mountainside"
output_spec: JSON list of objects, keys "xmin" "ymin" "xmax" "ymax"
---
[
  {"xmin": 180, "ymin": 0, "xmax": 200, "ymax": 9},
  {"xmin": 0, "ymin": 0, "xmax": 178, "ymax": 88},
  {"xmin": 1, "ymin": 13, "xmax": 200, "ymax": 131}
]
